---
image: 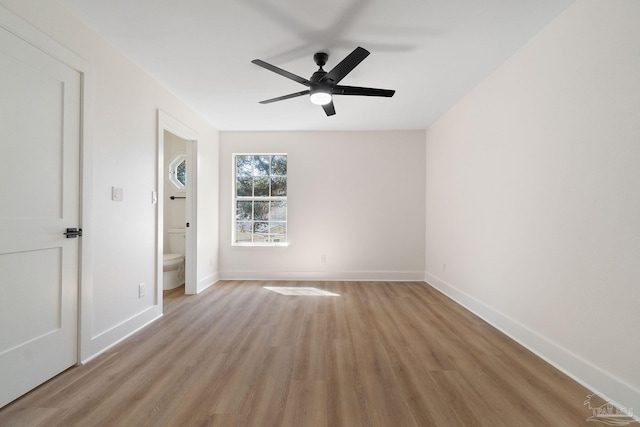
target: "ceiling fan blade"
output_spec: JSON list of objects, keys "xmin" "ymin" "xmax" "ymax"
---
[
  {"xmin": 322, "ymin": 101, "xmax": 336, "ymax": 116},
  {"xmin": 252, "ymin": 59, "xmax": 311, "ymax": 86},
  {"xmin": 333, "ymin": 85, "xmax": 395, "ymax": 97},
  {"xmin": 259, "ymin": 90, "xmax": 310, "ymax": 104},
  {"xmin": 322, "ymin": 46, "xmax": 370, "ymax": 85}
]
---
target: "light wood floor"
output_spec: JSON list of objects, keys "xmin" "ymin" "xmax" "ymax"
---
[{"xmin": 0, "ymin": 280, "xmax": 601, "ymax": 426}]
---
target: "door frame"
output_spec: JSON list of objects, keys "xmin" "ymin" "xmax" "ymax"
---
[
  {"xmin": 157, "ymin": 110, "xmax": 199, "ymax": 297},
  {"xmin": 0, "ymin": 5, "xmax": 95, "ymax": 364}
]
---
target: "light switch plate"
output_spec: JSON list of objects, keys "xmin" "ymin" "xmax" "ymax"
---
[{"xmin": 112, "ymin": 186, "xmax": 123, "ymax": 201}]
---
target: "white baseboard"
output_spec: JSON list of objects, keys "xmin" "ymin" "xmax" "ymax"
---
[
  {"xmin": 81, "ymin": 305, "xmax": 162, "ymax": 364},
  {"xmin": 197, "ymin": 272, "xmax": 219, "ymax": 293},
  {"xmin": 424, "ymin": 271, "xmax": 640, "ymax": 421},
  {"xmin": 218, "ymin": 270, "xmax": 425, "ymax": 282}
]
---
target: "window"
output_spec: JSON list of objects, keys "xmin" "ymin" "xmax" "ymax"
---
[
  {"xmin": 233, "ymin": 154, "xmax": 287, "ymax": 245},
  {"xmin": 169, "ymin": 153, "xmax": 186, "ymax": 190}
]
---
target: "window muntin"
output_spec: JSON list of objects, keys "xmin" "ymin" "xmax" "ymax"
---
[{"xmin": 233, "ymin": 154, "xmax": 287, "ymax": 245}]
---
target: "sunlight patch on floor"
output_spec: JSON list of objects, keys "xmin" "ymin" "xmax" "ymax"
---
[{"xmin": 263, "ymin": 287, "xmax": 340, "ymax": 296}]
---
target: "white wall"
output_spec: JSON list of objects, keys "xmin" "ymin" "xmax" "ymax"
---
[
  {"xmin": 193, "ymin": 128, "xmax": 220, "ymax": 292},
  {"xmin": 0, "ymin": 0, "xmax": 220, "ymax": 361},
  {"xmin": 425, "ymin": 0, "xmax": 640, "ymax": 413},
  {"xmin": 220, "ymin": 131, "xmax": 426, "ymax": 281}
]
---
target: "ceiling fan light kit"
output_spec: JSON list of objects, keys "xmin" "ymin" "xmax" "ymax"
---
[
  {"xmin": 309, "ymin": 90, "xmax": 332, "ymax": 106},
  {"xmin": 252, "ymin": 47, "xmax": 395, "ymax": 116}
]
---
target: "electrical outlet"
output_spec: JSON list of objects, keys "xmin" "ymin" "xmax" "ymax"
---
[
  {"xmin": 138, "ymin": 283, "xmax": 145, "ymax": 298},
  {"xmin": 442, "ymin": 263, "xmax": 447, "ymax": 273},
  {"xmin": 321, "ymin": 254, "xmax": 327, "ymax": 264}
]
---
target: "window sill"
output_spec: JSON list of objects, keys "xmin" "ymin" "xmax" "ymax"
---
[{"xmin": 232, "ymin": 242, "xmax": 289, "ymax": 247}]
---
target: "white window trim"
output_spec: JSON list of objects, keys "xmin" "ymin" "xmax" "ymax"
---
[{"xmin": 231, "ymin": 153, "xmax": 289, "ymax": 247}]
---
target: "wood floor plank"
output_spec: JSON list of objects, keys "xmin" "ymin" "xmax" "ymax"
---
[
  {"xmin": 236, "ymin": 345, "xmax": 294, "ymax": 427},
  {"xmin": 0, "ymin": 281, "xmax": 601, "ymax": 426},
  {"xmin": 281, "ymin": 380, "xmax": 327, "ymax": 427},
  {"xmin": 351, "ymin": 338, "xmax": 420, "ymax": 427},
  {"xmin": 451, "ymin": 355, "xmax": 550, "ymax": 426},
  {"xmin": 326, "ymin": 339, "xmax": 370, "ymax": 427},
  {"xmin": 379, "ymin": 343, "xmax": 453, "ymax": 426}
]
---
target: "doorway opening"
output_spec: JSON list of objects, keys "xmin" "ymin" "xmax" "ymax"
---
[
  {"xmin": 163, "ymin": 131, "xmax": 188, "ymax": 293},
  {"xmin": 157, "ymin": 111, "xmax": 198, "ymax": 303}
]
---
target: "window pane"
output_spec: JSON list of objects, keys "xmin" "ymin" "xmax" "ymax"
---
[
  {"xmin": 269, "ymin": 222, "xmax": 286, "ymax": 236},
  {"xmin": 253, "ymin": 222, "xmax": 268, "ymax": 242},
  {"xmin": 237, "ymin": 176, "xmax": 252, "ymax": 196},
  {"xmin": 270, "ymin": 201, "xmax": 286, "ymax": 221},
  {"xmin": 254, "ymin": 155, "xmax": 271, "ymax": 176},
  {"xmin": 176, "ymin": 160, "xmax": 186, "ymax": 186},
  {"xmin": 236, "ymin": 201, "xmax": 252, "ymax": 220},
  {"xmin": 254, "ymin": 222, "xmax": 269, "ymax": 233},
  {"xmin": 272, "ymin": 155, "xmax": 287, "ymax": 176},
  {"xmin": 254, "ymin": 177, "xmax": 269, "ymax": 196},
  {"xmin": 254, "ymin": 201, "xmax": 269, "ymax": 220},
  {"xmin": 236, "ymin": 222, "xmax": 252, "ymax": 242},
  {"xmin": 236, "ymin": 155, "xmax": 253, "ymax": 176},
  {"xmin": 271, "ymin": 177, "xmax": 286, "ymax": 196}
]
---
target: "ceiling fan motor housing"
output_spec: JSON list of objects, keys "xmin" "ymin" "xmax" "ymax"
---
[
  {"xmin": 311, "ymin": 69, "xmax": 328, "ymax": 83},
  {"xmin": 311, "ymin": 69, "xmax": 332, "ymax": 88}
]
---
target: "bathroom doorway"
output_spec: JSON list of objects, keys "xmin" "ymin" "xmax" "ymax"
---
[
  {"xmin": 163, "ymin": 130, "xmax": 187, "ymax": 292},
  {"xmin": 157, "ymin": 111, "xmax": 198, "ymax": 300}
]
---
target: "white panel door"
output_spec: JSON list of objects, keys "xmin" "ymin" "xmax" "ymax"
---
[{"xmin": 0, "ymin": 24, "xmax": 81, "ymax": 407}]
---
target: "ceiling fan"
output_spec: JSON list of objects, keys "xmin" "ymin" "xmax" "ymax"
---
[{"xmin": 251, "ymin": 46, "xmax": 395, "ymax": 116}]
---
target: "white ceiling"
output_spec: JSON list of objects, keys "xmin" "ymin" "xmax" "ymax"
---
[{"xmin": 55, "ymin": 0, "xmax": 574, "ymax": 131}]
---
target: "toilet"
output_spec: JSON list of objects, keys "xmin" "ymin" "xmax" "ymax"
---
[{"xmin": 163, "ymin": 228, "xmax": 185, "ymax": 290}]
